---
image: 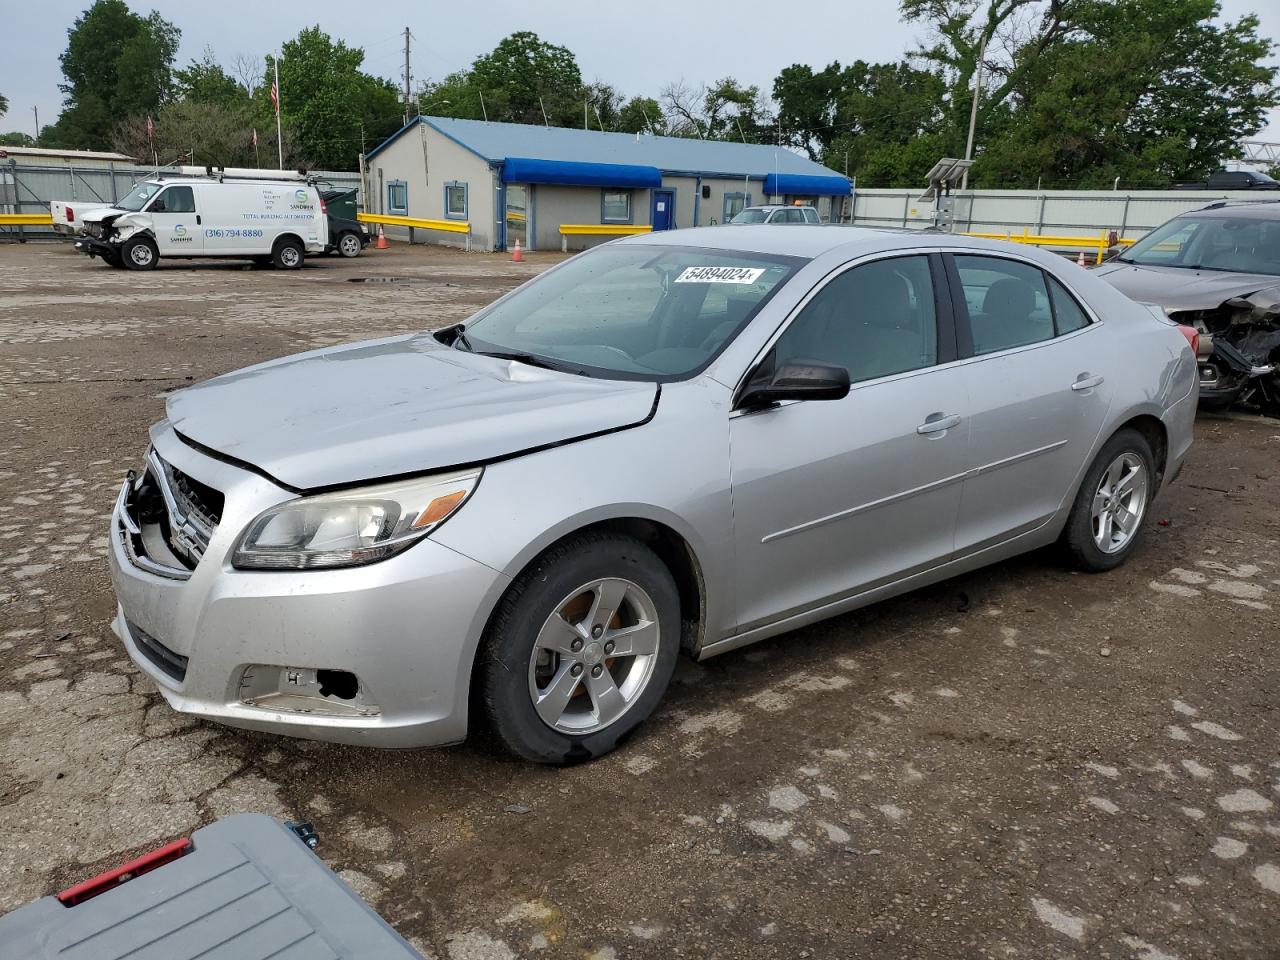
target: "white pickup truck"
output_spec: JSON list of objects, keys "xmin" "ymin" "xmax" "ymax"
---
[{"xmin": 49, "ymin": 199, "xmax": 96, "ymax": 236}]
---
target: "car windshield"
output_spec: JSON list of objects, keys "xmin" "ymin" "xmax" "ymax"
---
[
  {"xmin": 1121, "ymin": 214, "xmax": 1280, "ymax": 276},
  {"xmin": 116, "ymin": 182, "xmax": 162, "ymax": 212},
  {"xmin": 457, "ymin": 244, "xmax": 802, "ymax": 380},
  {"xmin": 730, "ymin": 209, "xmax": 770, "ymax": 224}
]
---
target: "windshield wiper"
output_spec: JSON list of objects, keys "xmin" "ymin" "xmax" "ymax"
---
[{"xmin": 477, "ymin": 350, "xmax": 584, "ymax": 374}]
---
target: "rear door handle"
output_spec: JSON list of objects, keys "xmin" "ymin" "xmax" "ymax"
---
[
  {"xmin": 917, "ymin": 413, "xmax": 961, "ymax": 435},
  {"xmin": 1071, "ymin": 374, "xmax": 1104, "ymax": 391}
]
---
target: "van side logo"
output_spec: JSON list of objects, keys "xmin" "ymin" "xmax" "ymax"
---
[
  {"xmin": 174, "ymin": 224, "xmax": 187, "ymax": 236},
  {"xmin": 294, "ymin": 189, "xmax": 308, "ymax": 202}
]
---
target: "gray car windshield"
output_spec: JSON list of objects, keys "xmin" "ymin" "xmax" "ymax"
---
[
  {"xmin": 1121, "ymin": 214, "xmax": 1280, "ymax": 276},
  {"xmin": 730, "ymin": 209, "xmax": 769, "ymax": 224},
  {"xmin": 116, "ymin": 182, "xmax": 162, "ymax": 212},
  {"xmin": 458, "ymin": 245, "xmax": 801, "ymax": 380}
]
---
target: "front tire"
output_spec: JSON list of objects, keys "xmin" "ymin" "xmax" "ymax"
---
[
  {"xmin": 121, "ymin": 236, "xmax": 157, "ymax": 271},
  {"xmin": 337, "ymin": 231, "xmax": 363, "ymax": 258},
  {"xmin": 1063, "ymin": 428, "xmax": 1156, "ymax": 572},
  {"xmin": 272, "ymin": 237, "xmax": 304, "ymax": 270},
  {"xmin": 477, "ymin": 533, "xmax": 680, "ymax": 764}
]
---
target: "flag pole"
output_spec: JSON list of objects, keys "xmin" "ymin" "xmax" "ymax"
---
[{"xmin": 274, "ymin": 56, "xmax": 283, "ymax": 169}]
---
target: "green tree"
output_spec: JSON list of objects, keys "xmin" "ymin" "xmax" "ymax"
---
[
  {"xmin": 0, "ymin": 131, "xmax": 35, "ymax": 146},
  {"xmin": 617, "ymin": 96, "xmax": 665, "ymax": 134},
  {"xmin": 0, "ymin": 93, "xmax": 8, "ymax": 117},
  {"xmin": 469, "ymin": 32, "xmax": 584, "ymax": 126},
  {"xmin": 45, "ymin": 0, "xmax": 179, "ymax": 149},
  {"xmin": 265, "ymin": 26, "xmax": 402, "ymax": 169},
  {"xmin": 773, "ymin": 63, "xmax": 843, "ymax": 158},
  {"xmin": 974, "ymin": 0, "xmax": 1278, "ymax": 186},
  {"xmin": 175, "ymin": 48, "xmax": 247, "ymax": 107}
]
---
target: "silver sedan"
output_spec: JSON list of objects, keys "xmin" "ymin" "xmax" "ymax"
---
[{"xmin": 107, "ymin": 227, "xmax": 1198, "ymax": 763}]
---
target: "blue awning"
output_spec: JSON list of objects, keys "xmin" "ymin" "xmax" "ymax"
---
[
  {"xmin": 502, "ymin": 157, "xmax": 662, "ymax": 189},
  {"xmin": 763, "ymin": 173, "xmax": 852, "ymax": 196}
]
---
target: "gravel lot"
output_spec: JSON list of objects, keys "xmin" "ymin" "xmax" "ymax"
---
[{"xmin": 1, "ymin": 241, "xmax": 1278, "ymax": 959}]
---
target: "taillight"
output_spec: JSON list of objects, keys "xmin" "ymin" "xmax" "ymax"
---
[
  {"xmin": 320, "ymin": 196, "xmax": 327, "ymax": 214},
  {"xmin": 67, "ymin": 207, "xmax": 75, "ymax": 222},
  {"xmin": 1177, "ymin": 324, "xmax": 1199, "ymax": 357},
  {"xmin": 57, "ymin": 837, "xmax": 192, "ymax": 906}
]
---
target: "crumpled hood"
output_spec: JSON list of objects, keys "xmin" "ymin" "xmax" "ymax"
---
[
  {"xmin": 166, "ymin": 333, "xmax": 658, "ymax": 490},
  {"xmin": 1093, "ymin": 262, "xmax": 1280, "ymax": 312},
  {"xmin": 81, "ymin": 206, "xmax": 126, "ymax": 223}
]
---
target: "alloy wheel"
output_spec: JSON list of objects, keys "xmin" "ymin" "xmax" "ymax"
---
[
  {"xmin": 1091, "ymin": 452, "xmax": 1148, "ymax": 554},
  {"xmin": 527, "ymin": 577, "xmax": 661, "ymax": 734}
]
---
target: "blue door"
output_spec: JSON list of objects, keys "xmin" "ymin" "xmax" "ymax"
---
[{"xmin": 651, "ymin": 190, "xmax": 675, "ymax": 230}]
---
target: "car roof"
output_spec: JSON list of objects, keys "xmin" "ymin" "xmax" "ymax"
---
[
  {"xmin": 618, "ymin": 224, "xmax": 1028, "ymax": 260},
  {"xmin": 1177, "ymin": 200, "xmax": 1280, "ymax": 220},
  {"xmin": 743, "ymin": 204, "xmax": 815, "ymax": 211}
]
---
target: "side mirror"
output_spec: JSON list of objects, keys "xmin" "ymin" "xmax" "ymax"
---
[
  {"xmin": 737, "ymin": 355, "xmax": 850, "ymax": 409},
  {"xmin": 151, "ymin": 200, "xmax": 166, "ymax": 212}
]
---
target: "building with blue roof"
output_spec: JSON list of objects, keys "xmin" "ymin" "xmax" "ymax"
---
[{"xmin": 362, "ymin": 115, "xmax": 852, "ymax": 251}]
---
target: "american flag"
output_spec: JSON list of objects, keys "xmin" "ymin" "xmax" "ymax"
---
[
  {"xmin": 146, "ymin": 115, "xmax": 154, "ymax": 140},
  {"xmin": 270, "ymin": 80, "xmax": 279, "ymax": 116}
]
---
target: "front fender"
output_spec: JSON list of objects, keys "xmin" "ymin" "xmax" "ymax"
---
[{"xmin": 111, "ymin": 214, "xmax": 153, "ymax": 243}]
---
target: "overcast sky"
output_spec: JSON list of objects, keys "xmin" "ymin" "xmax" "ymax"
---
[{"xmin": 3, "ymin": 0, "xmax": 1277, "ymax": 147}]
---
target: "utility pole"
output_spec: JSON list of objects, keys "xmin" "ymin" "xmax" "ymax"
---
[
  {"xmin": 32, "ymin": 106, "xmax": 39, "ymax": 144},
  {"xmin": 403, "ymin": 27, "xmax": 412, "ymax": 126},
  {"xmin": 961, "ymin": 34, "xmax": 986, "ymax": 191}
]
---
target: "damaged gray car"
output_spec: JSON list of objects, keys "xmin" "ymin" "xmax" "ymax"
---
[{"xmin": 1095, "ymin": 200, "xmax": 1280, "ymax": 416}]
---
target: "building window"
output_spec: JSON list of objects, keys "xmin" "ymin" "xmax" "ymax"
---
[
  {"xmin": 444, "ymin": 181, "xmax": 468, "ymax": 220},
  {"xmin": 387, "ymin": 180, "xmax": 408, "ymax": 215},
  {"xmin": 723, "ymin": 192, "xmax": 750, "ymax": 222},
  {"xmin": 601, "ymin": 189, "xmax": 632, "ymax": 223}
]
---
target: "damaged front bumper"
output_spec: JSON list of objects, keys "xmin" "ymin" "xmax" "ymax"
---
[
  {"xmin": 1172, "ymin": 286, "xmax": 1280, "ymax": 416},
  {"xmin": 73, "ymin": 235, "xmax": 118, "ymax": 258}
]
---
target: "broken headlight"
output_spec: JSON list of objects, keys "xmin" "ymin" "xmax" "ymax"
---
[{"xmin": 231, "ymin": 469, "xmax": 480, "ymax": 570}]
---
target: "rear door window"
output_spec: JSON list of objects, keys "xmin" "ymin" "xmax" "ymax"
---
[{"xmin": 953, "ymin": 255, "xmax": 1054, "ymax": 355}]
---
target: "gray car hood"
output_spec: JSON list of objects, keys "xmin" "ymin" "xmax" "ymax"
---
[
  {"xmin": 166, "ymin": 333, "xmax": 658, "ymax": 490},
  {"xmin": 1093, "ymin": 262, "xmax": 1280, "ymax": 311}
]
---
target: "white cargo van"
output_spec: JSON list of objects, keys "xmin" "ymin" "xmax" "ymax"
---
[{"xmin": 74, "ymin": 167, "xmax": 329, "ymax": 270}]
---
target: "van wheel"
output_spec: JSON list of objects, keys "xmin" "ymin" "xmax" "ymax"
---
[
  {"xmin": 121, "ymin": 237, "xmax": 158, "ymax": 271},
  {"xmin": 272, "ymin": 238, "xmax": 304, "ymax": 270},
  {"xmin": 477, "ymin": 532, "xmax": 680, "ymax": 765},
  {"xmin": 337, "ymin": 232, "xmax": 363, "ymax": 258}
]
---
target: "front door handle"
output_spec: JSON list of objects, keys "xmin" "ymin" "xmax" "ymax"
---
[
  {"xmin": 196, "ymin": 215, "xmax": 202, "ymax": 225},
  {"xmin": 917, "ymin": 413, "xmax": 961, "ymax": 435},
  {"xmin": 1072, "ymin": 374, "xmax": 1104, "ymax": 391}
]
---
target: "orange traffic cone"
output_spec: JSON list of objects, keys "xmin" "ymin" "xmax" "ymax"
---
[
  {"xmin": 375, "ymin": 225, "xmax": 388, "ymax": 250},
  {"xmin": 511, "ymin": 239, "xmax": 523, "ymax": 263},
  {"xmin": 1076, "ymin": 250, "xmax": 1087, "ymax": 267}
]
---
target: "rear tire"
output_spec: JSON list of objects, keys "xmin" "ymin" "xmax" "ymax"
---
[
  {"xmin": 121, "ymin": 236, "xmax": 157, "ymax": 271},
  {"xmin": 272, "ymin": 237, "xmax": 304, "ymax": 270},
  {"xmin": 477, "ymin": 533, "xmax": 680, "ymax": 764},
  {"xmin": 1063, "ymin": 428, "xmax": 1156, "ymax": 572}
]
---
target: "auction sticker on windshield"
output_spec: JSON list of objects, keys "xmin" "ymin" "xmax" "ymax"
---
[{"xmin": 675, "ymin": 266, "xmax": 767, "ymax": 284}]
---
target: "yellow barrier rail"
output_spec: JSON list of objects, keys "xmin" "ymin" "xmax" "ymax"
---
[
  {"xmin": 559, "ymin": 223, "xmax": 652, "ymax": 251},
  {"xmin": 0, "ymin": 213, "xmax": 55, "ymax": 226},
  {"xmin": 963, "ymin": 229, "xmax": 1136, "ymax": 265},
  {"xmin": 358, "ymin": 212, "xmax": 471, "ymax": 250}
]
